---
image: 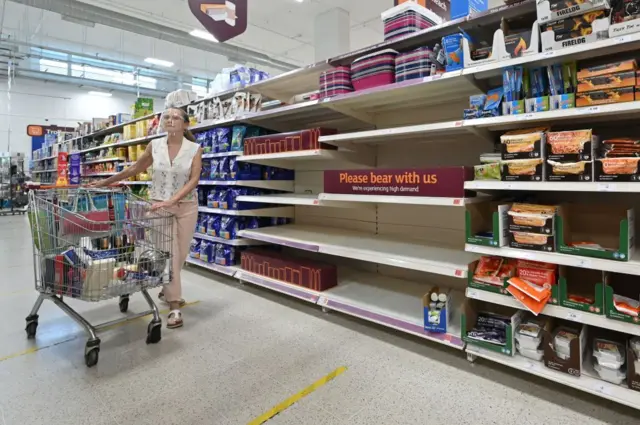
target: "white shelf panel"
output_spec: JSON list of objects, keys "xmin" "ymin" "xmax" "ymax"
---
[
  {"xmin": 466, "ymin": 346, "xmax": 640, "ymax": 411},
  {"xmin": 318, "ymin": 193, "xmax": 487, "ymax": 206},
  {"xmin": 247, "ymin": 62, "xmax": 332, "ymax": 103},
  {"xmin": 238, "ymin": 149, "xmax": 356, "ymax": 168},
  {"xmin": 236, "ymin": 270, "xmax": 321, "ymax": 303},
  {"xmin": 197, "ymin": 206, "xmax": 294, "ymax": 217},
  {"xmin": 84, "ymin": 172, "xmax": 118, "ymax": 177},
  {"xmin": 465, "ymin": 288, "xmax": 640, "ymax": 337},
  {"xmin": 239, "ymin": 224, "xmax": 477, "ymax": 277},
  {"xmin": 83, "ymin": 157, "xmax": 126, "ymax": 165},
  {"xmin": 198, "ymin": 180, "xmax": 294, "ymax": 191},
  {"xmin": 465, "ymin": 181, "xmax": 640, "ymax": 193},
  {"xmin": 237, "ymin": 193, "xmax": 362, "ymax": 208},
  {"xmin": 77, "ymin": 133, "xmax": 165, "ymax": 154},
  {"xmin": 185, "ymin": 257, "xmax": 239, "ymax": 277},
  {"xmin": 465, "ymin": 244, "xmax": 640, "ymax": 276},
  {"xmin": 202, "ymin": 151, "xmax": 242, "ymax": 159},
  {"xmin": 33, "ymin": 155, "xmax": 56, "ymax": 162},
  {"xmin": 321, "ymin": 270, "xmax": 464, "ymax": 349},
  {"xmin": 193, "ymin": 233, "xmax": 267, "ymax": 246}
]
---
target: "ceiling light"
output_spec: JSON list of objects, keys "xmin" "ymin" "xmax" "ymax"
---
[
  {"xmin": 88, "ymin": 91, "xmax": 112, "ymax": 97},
  {"xmin": 295, "ymin": 0, "xmax": 304, "ymax": 2},
  {"xmin": 144, "ymin": 57, "xmax": 174, "ymax": 67},
  {"xmin": 190, "ymin": 29, "xmax": 219, "ymax": 42}
]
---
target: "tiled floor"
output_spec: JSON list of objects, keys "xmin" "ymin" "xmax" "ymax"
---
[{"xmin": 1, "ymin": 214, "xmax": 640, "ymax": 424}]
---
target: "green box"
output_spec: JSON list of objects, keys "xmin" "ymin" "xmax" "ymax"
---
[
  {"xmin": 467, "ymin": 260, "xmax": 511, "ymax": 295},
  {"xmin": 556, "ymin": 204, "xmax": 634, "ymax": 262},
  {"xmin": 604, "ymin": 274, "xmax": 640, "ymax": 325},
  {"xmin": 558, "ymin": 267, "xmax": 604, "ymax": 315},
  {"xmin": 133, "ymin": 98, "xmax": 154, "ymax": 118},
  {"xmin": 462, "ymin": 299, "xmax": 524, "ymax": 356},
  {"xmin": 466, "ymin": 203, "xmax": 510, "ymax": 247}
]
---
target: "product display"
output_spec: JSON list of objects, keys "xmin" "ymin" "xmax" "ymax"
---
[
  {"xmin": 243, "ymin": 128, "xmax": 337, "ymax": 156},
  {"xmin": 319, "ymin": 66, "xmax": 353, "ymax": 98},
  {"xmin": 350, "ymin": 50, "xmax": 398, "ymax": 91},
  {"xmin": 381, "ymin": 1, "xmax": 441, "ymax": 41}
]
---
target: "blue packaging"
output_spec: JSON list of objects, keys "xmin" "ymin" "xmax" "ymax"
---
[
  {"xmin": 219, "ymin": 217, "xmax": 242, "ymax": 240},
  {"xmin": 231, "ymin": 126, "xmax": 247, "ymax": 152},
  {"xmin": 196, "ymin": 132, "xmax": 209, "ymax": 153},
  {"xmin": 216, "ymin": 128, "xmax": 231, "ymax": 152},
  {"xmin": 207, "ymin": 191, "xmax": 217, "ymax": 208},
  {"xmin": 209, "ymin": 129, "xmax": 219, "ymax": 154},
  {"xmin": 442, "ymin": 33, "xmax": 467, "ymax": 72},
  {"xmin": 260, "ymin": 71, "xmax": 269, "ymax": 81},
  {"xmin": 210, "ymin": 159, "xmax": 221, "ymax": 181},
  {"xmin": 229, "ymin": 157, "xmax": 238, "ymax": 180},
  {"xmin": 245, "ymin": 217, "xmax": 260, "ymax": 230},
  {"xmin": 200, "ymin": 241, "xmax": 214, "ymax": 263},
  {"xmin": 197, "ymin": 215, "xmax": 208, "ymax": 234},
  {"xmin": 218, "ymin": 189, "xmax": 230, "ymax": 209},
  {"xmin": 201, "ymin": 160, "xmax": 211, "ymax": 180},
  {"xmin": 198, "ymin": 188, "xmax": 207, "ymax": 206},
  {"xmin": 264, "ymin": 166, "xmax": 294, "ymax": 181},
  {"xmin": 215, "ymin": 245, "xmax": 236, "ymax": 266},
  {"xmin": 236, "ymin": 162, "xmax": 262, "ymax": 180},
  {"xmin": 451, "ymin": 0, "xmax": 488, "ymax": 20},
  {"xmin": 219, "ymin": 157, "xmax": 230, "ymax": 181},
  {"xmin": 249, "ymin": 68, "xmax": 261, "ymax": 84},
  {"xmin": 190, "ymin": 239, "xmax": 201, "ymax": 259},
  {"xmin": 208, "ymin": 215, "xmax": 221, "ymax": 237}
]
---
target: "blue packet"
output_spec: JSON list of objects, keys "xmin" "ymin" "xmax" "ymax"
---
[
  {"xmin": 208, "ymin": 215, "xmax": 221, "ymax": 237},
  {"xmin": 200, "ymin": 241, "xmax": 214, "ymax": 263},
  {"xmin": 231, "ymin": 126, "xmax": 247, "ymax": 152},
  {"xmin": 197, "ymin": 215, "xmax": 208, "ymax": 234},
  {"xmin": 210, "ymin": 159, "xmax": 220, "ymax": 181},
  {"xmin": 228, "ymin": 188, "xmax": 243, "ymax": 210},
  {"xmin": 208, "ymin": 129, "xmax": 218, "ymax": 154},
  {"xmin": 249, "ymin": 68, "xmax": 261, "ymax": 84},
  {"xmin": 196, "ymin": 132, "xmax": 209, "ymax": 153},
  {"xmin": 219, "ymin": 157, "xmax": 230, "ymax": 181},
  {"xmin": 245, "ymin": 217, "xmax": 260, "ymax": 230},
  {"xmin": 198, "ymin": 188, "xmax": 207, "ymax": 206},
  {"xmin": 219, "ymin": 217, "xmax": 242, "ymax": 240},
  {"xmin": 229, "ymin": 157, "xmax": 238, "ymax": 180},
  {"xmin": 201, "ymin": 160, "xmax": 211, "ymax": 180},
  {"xmin": 215, "ymin": 245, "xmax": 236, "ymax": 266},
  {"xmin": 218, "ymin": 189, "xmax": 230, "ymax": 209},
  {"xmin": 207, "ymin": 191, "xmax": 217, "ymax": 208},
  {"xmin": 237, "ymin": 162, "xmax": 261, "ymax": 180},
  {"xmin": 216, "ymin": 128, "xmax": 231, "ymax": 152},
  {"xmin": 190, "ymin": 239, "xmax": 201, "ymax": 259}
]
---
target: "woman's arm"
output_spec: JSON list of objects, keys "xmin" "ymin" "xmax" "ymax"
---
[
  {"xmin": 90, "ymin": 143, "xmax": 153, "ymax": 187},
  {"xmin": 150, "ymin": 147, "xmax": 202, "ymax": 210}
]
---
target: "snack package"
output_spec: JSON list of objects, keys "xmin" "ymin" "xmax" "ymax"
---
[
  {"xmin": 218, "ymin": 189, "xmax": 230, "ymax": 209},
  {"xmin": 511, "ymin": 231, "xmax": 553, "ymax": 246},
  {"xmin": 197, "ymin": 216, "xmax": 208, "ymax": 234},
  {"xmin": 476, "ymin": 312, "xmax": 511, "ymax": 330},
  {"xmin": 546, "ymin": 130, "xmax": 595, "ymax": 160},
  {"xmin": 207, "ymin": 191, "xmax": 217, "ymax": 208},
  {"xmin": 502, "ymin": 158, "xmax": 544, "ymax": 177},
  {"xmin": 196, "ymin": 131, "xmax": 209, "ymax": 153},
  {"xmin": 613, "ymin": 294, "xmax": 640, "ymax": 317},
  {"xmin": 517, "ymin": 265, "xmax": 556, "ymax": 289},
  {"xmin": 474, "ymin": 163, "xmax": 501, "ymax": 180},
  {"xmin": 631, "ymin": 336, "xmax": 640, "ymax": 358},
  {"xmin": 201, "ymin": 161, "xmax": 211, "ymax": 180},
  {"xmin": 507, "ymin": 282, "xmax": 551, "ymax": 315},
  {"xmin": 597, "ymin": 157, "xmax": 640, "ymax": 175},
  {"xmin": 189, "ymin": 239, "xmax": 201, "ymax": 259},
  {"xmin": 467, "ymin": 329, "xmax": 506, "ymax": 346},
  {"xmin": 245, "ymin": 217, "xmax": 261, "ymax": 230},
  {"xmin": 547, "ymin": 160, "xmax": 592, "ymax": 176},
  {"xmin": 508, "ymin": 203, "xmax": 557, "ymax": 228},
  {"xmin": 594, "ymin": 362, "xmax": 626, "ymax": 384},
  {"xmin": 216, "ymin": 128, "xmax": 231, "ymax": 152},
  {"xmin": 593, "ymin": 338, "xmax": 625, "ymax": 369},
  {"xmin": 517, "ymin": 343, "xmax": 544, "ymax": 361}
]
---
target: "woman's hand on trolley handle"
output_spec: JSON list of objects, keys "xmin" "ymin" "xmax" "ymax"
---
[{"xmin": 150, "ymin": 199, "xmax": 177, "ymax": 211}]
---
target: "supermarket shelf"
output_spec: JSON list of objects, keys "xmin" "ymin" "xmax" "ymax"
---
[
  {"xmin": 83, "ymin": 157, "xmax": 126, "ymax": 165},
  {"xmin": 77, "ymin": 133, "xmax": 165, "ymax": 154},
  {"xmin": 198, "ymin": 180, "xmax": 294, "ymax": 191},
  {"xmin": 248, "ymin": 61, "xmax": 332, "ymax": 103},
  {"xmin": 465, "ymin": 288, "xmax": 640, "ymax": 337},
  {"xmin": 465, "ymin": 244, "xmax": 640, "ymax": 276},
  {"xmin": 237, "ymin": 193, "xmax": 363, "ymax": 208},
  {"xmin": 465, "ymin": 181, "xmax": 640, "ymax": 193},
  {"xmin": 32, "ymin": 169, "xmax": 57, "ymax": 174},
  {"xmin": 202, "ymin": 151, "xmax": 242, "ymax": 159},
  {"xmin": 236, "ymin": 270, "xmax": 321, "ymax": 303},
  {"xmin": 320, "ymin": 270, "xmax": 464, "ymax": 349},
  {"xmin": 84, "ymin": 172, "xmax": 118, "ymax": 177},
  {"xmin": 239, "ymin": 225, "xmax": 477, "ymax": 277},
  {"xmin": 185, "ymin": 257, "xmax": 239, "ymax": 277},
  {"xmin": 122, "ymin": 181, "xmax": 151, "ymax": 186},
  {"xmin": 190, "ymin": 117, "xmax": 238, "ymax": 133},
  {"xmin": 193, "ymin": 233, "xmax": 268, "ymax": 246},
  {"xmin": 466, "ymin": 346, "xmax": 640, "ymax": 411},
  {"xmin": 33, "ymin": 155, "xmax": 57, "ymax": 162},
  {"xmin": 197, "ymin": 206, "xmax": 294, "ymax": 217},
  {"xmin": 238, "ymin": 149, "xmax": 371, "ymax": 168},
  {"xmin": 318, "ymin": 193, "xmax": 488, "ymax": 206}
]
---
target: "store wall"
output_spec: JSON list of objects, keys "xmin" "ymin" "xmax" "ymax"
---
[{"xmin": 0, "ymin": 78, "xmax": 164, "ymax": 157}]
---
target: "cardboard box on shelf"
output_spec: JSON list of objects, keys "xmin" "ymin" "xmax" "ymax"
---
[
  {"xmin": 541, "ymin": 11, "xmax": 610, "ymax": 52},
  {"xmin": 542, "ymin": 319, "xmax": 587, "ymax": 376},
  {"xmin": 577, "ymin": 59, "xmax": 637, "ymax": 79},
  {"xmin": 467, "ymin": 258, "xmax": 513, "ymax": 296},
  {"xmin": 556, "ymin": 204, "xmax": 635, "ymax": 261},
  {"xmin": 462, "ymin": 299, "xmax": 525, "ymax": 356},
  {"xmin": 507, "ymin": 203, "xmax": 557, "ymax": 235},
  {"xmin": 536, "ymin": 0, "xmax": 610, "ymax": 23},
  {"xmin": 501, "ymin": 159, "xmax": 545, "ymax": 182},
  {"xmin": 500, "ymin": 128, "xmax": 547, "ymax": 161},
  {"xmin": 243, "ymin": 128, "xmax": 337, "ymax": 156},
  {"xmin": 465, "ymin": 202, "xmax": 510, "ymax": 247},
  {"xmin": 595, "ymin": 157, "xmax": 640, "ymax": 182},
  {"xmin": 576, "ymin": 86, "xmax": 635, "ymax": 107},
  {"xmin": 604, "ymin": 272, "xmax": 640, "ymax": 325},
  {"xmin": 627, "ymin": 340, "xmax": 640, "ymax": 392},
  {"xmin": 558, "ymin": 267, "xmax": 605, "ymax": 314},
  {"xmin": 133, "ymin": 98, "xmax": 154, "ymax": 118},
  {"xmin": 577, "ymin": 71, "xmax": 636, "ymax": 93},
  {"xmin": 423, "ymin": 287, "xmax": 452, "ymax": 333},
  {"xmin": 240, "ymin": 250, "xmax": 338, "ymax": 291}
]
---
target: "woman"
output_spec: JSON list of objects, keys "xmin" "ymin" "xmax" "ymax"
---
[{"xmin": 91, "ymin": 107, "xmax": 202, "ymax": 329}]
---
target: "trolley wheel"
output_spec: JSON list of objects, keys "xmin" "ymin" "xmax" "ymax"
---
[
  {"xmin": 119, "ymin": 296, "xmax": 129, "ymax": 313},
  {"xmin": 146, "ymin": 321, "xmax": 162, "ymax": 344},
  {"xmin": 85, "ymin": 349, "xmax": 99, "ymax": 367},
  {"xmin": 25, "ymin": 321, "xmax": 38, "ymax": 339}
]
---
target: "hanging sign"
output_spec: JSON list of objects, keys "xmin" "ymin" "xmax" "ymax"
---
[
  {"xmin": 56, "ymin": 152, "xmax": 69, "ymax": 187},
  {"xmin": 188, "ymin": 0, "xmax": 248, "ymax": 42}
]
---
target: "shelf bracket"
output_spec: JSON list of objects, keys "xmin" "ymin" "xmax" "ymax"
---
[
  {"xmin": 322, "ymin": 102, "xmax": 376, "ymax": 125},
  {"xmin": 464, "ymin": 126, "xmax": 494, "ymax": 144}
]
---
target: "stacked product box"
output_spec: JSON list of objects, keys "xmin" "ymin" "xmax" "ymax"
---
[
  {"xmin": 381, "ymin": 1, "xmax": 442, "ymax": 41},
  {"xmin": 610, "ymin": 0, "xmax": 640, "ymax": 37},
  {"xmin": 500, "ymin": 127, "xmax": 547, "ymax": 181},
  {"xmin": 240, "ymin": 250, "xmax": 338, "ymax": 291},
  {"xmin": 423, "ymin": 287, "xmax": 452, "ymax": 333},
  {"xmin": 539, "ymin": 3, "xmax": 612, "ymax": 52},
  {"xmin": 243, "ymin": 128, "xmax": 337, "ymax": 156},
  {"xmin": 507, "ymin": 203, "xmax": 558, "ymax": 252},
  {"xmin": 596, "ymin": 137, "xmax": 640, "ymax": 182},
  {"xmin": 319, "ymin": 67, "xmax": 353, "ymax": 98},
  {"xmin": 577, "ymin": 60, "xmax": 637, "ymax": 108},
  {"xmin": 545, "ymin": 129, "xmax": 599, "ymax": 181}
]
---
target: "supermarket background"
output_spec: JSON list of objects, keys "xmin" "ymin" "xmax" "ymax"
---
[{"xmin": 4, "ymin": 0, "xmax": 640, "ymax": 424}]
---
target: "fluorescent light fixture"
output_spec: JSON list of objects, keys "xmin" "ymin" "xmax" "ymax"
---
[
  {"xmin": 295, "ymin": 0, "xmax": 304, "ymax": 2},
  {"xmin": 88, "ymin": 91, "xmax": 112, "ymax": 97},
  {"xmin": 144, "ymin": 57, "xmax": 174, "ymax": 67},
  {"xmin": 190, "ymin": 29, "xmax": 219, "ymax": 42}
]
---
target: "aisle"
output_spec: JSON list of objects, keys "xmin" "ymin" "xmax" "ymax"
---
[{"xmin": 1, "ymin": 215, "xmax": 639, "ymax": 425}]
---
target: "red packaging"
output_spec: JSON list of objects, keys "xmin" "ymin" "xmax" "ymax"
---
[
  {"xmin": 243, "ymin": 128, "xmax": 338, "ymax": 156},
  {"xmin": 241, "ymin": 250, "xmax": 337, "ymax": 291},
  {"xmin": 517, "ymin": 267, "xmax": 557, "ymax": 289},
  {"xmin": 516, "ymin": 259, "xmax": 556, "ymax": 270}
]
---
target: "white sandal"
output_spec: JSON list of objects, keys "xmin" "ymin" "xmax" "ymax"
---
[
  {"xmin": 167, "ymin": 310, "xmax": 183, "ymax": 329},
  {"xmin": 158, "ymin": 292, "xmax": 186, "ymax": 306}
]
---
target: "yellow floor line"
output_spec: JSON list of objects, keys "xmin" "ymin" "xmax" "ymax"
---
[
  {"xmin": 247, "ymin": 366, "xmax": 348, "ymax": 425},
  {"xmin": 0, "ymin": 300, "xmax": 200, "ymax": 363}
]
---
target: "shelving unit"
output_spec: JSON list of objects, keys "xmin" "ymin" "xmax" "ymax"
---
[
  {"xmin": 197, "ymin": 206, "xmax": 294, "ymax": 217},
  {"xmin": 198, "ymin": 180, "xmax": 294, "ymax": 191},
  {"xmin": 193, "ymin": 233, "xmax": 267, "ymax": 247},
  {"xmin": 185, "ymin": 257, "xmax": 239, "ymax": 277},
  {"xmin": 465, "ymin": 181, "xmax": 640, "ymax": 193}
]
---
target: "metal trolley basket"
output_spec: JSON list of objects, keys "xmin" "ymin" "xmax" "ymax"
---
[{"xmin": 26, "ymin": 186, "xmax": 173, "ymax": 367}]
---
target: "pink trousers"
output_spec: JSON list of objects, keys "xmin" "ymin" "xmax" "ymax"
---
[{"xmin": 162, "ymin": 201, "xmax": 198, "ymax": 302}]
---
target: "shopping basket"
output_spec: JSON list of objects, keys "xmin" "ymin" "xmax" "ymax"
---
[{"xmin": 26, "ymin": 186, "xmax": 174, "ymax": 367}]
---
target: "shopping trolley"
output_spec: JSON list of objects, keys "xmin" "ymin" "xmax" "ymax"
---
[{"xmin": 26, "ymin": 186, "xmax": 173, "ymax": 367}]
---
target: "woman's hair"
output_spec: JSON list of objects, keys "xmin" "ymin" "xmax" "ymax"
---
[{"xmin": 167, "ymin": 107, "xmax": 196, "ymax": 142}]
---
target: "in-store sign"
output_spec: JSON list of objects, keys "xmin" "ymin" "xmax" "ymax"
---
[
  {"xmin": 188, "ymin": 0, "xmax": 247, "ymax": 42},
  {"xmin": 56, "ymin": 152, "xmax": 69, "ymax": 187},
  {"xmin": 26, "ymin": 125, "xmax": 74, "ymax": 137}
]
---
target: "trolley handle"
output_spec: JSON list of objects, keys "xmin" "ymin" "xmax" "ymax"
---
[{"xmin": 39, "ymin": 184, "xmax": 125, "ymax": 189}]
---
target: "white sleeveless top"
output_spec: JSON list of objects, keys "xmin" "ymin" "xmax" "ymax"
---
[{"xmin": 150, "ymin": 137, "xmax": 199, "ymax": 202}]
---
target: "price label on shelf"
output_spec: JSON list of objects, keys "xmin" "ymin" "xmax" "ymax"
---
[
  {"xmin": 586, "ymin": 106, "xmax": 600, "ymax": 114},
  {"xmin": 517, "ymin": 113, "xmax": 534, "ymax": 121},
  {"xmin": 615, "ymin": 35, "xmax": 631, "ymax": 44},
  {"xmin": 467, "ymin": 289, "xmax": 480, "ymax": 299},
  {"xmin": 543, "ymin": 50, "xmax": 556, "ymax": 58},
  {"xmin": 594, "ymin": 383, "xmax": 612, "ymax": 395},
  {"xmin": 454, "ymin": 121, "xmax": 463, "ymax": 127},
  {"xmin": 577, "ymin": 258, "xmax": 592, "ymax": 269},
  {"xmin": 597, "ymin": 183, "xmax": 617, "ymax": 192},
  {"xmin": 565, "ymin": 311, "xmax": 582, "ymax": 322},
  {"xmin": 318, "ymin": 296, "xmax": 328, "ymax": 306}
]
